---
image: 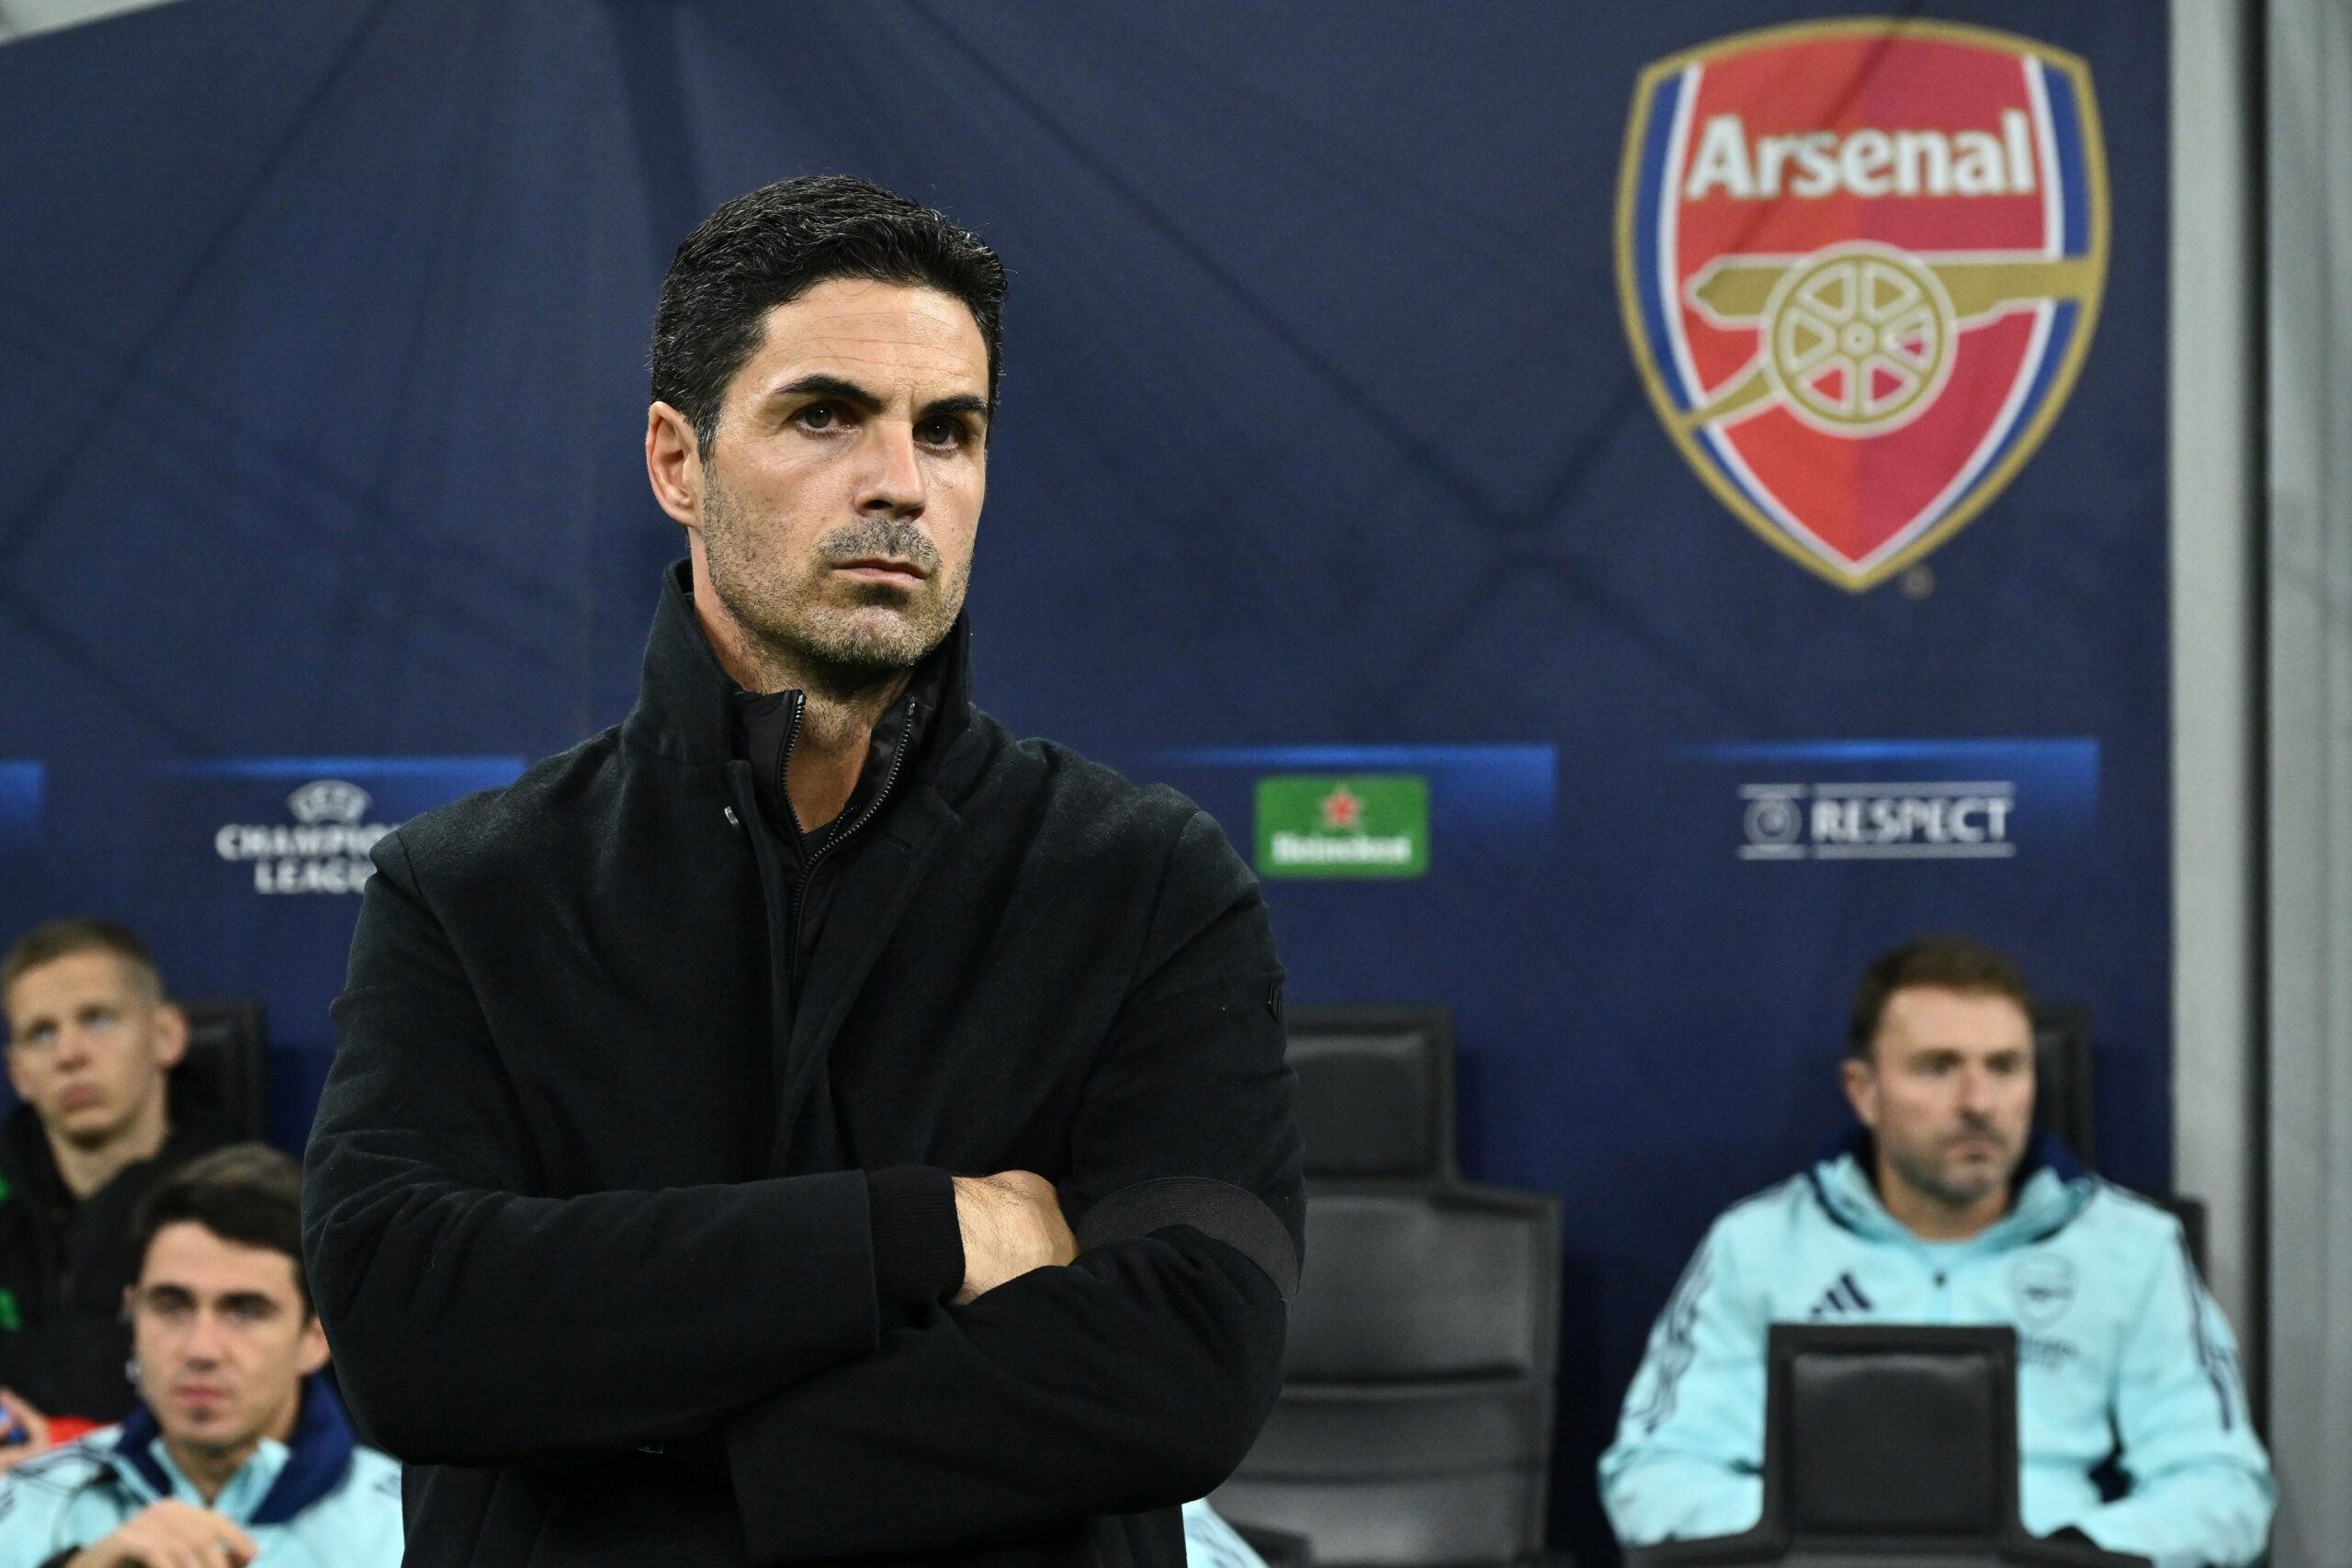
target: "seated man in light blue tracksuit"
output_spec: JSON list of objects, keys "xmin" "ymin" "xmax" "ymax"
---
[
  {"xmin": 1602, "ymin": 936, "xmax": 2271, "ymax": 1568},
  {"xmin": 0, "ymin": 1145, "xmax": 400, "ymax": 1568}
]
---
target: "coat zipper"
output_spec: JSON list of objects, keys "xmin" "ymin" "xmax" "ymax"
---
[{"xmin": 779, "ymin": 690, "xmax": 918, "ymax": 998}]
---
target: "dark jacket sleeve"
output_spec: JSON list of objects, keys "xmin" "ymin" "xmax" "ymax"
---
[
  {"xmin": 722, "ymin": 808, "xmax": 1304, "ymax": 1560},
  {"xmin": 301, "ymin": 833, "xmax": 888, "ymax": 1462}
]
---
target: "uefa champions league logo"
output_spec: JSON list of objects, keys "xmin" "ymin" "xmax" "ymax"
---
[{"xmin": 213, "ymin": 779, "xmax": 390, "ymax": 895}]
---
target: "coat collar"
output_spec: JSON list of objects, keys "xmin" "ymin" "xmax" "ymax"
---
[
  {"xmin": 621, "ymin": 558, "xmax": 974, "ymax": 772},
  {"xmin": 113, "ymin": 1373, "xmax": 356, "ymax": 1525}
]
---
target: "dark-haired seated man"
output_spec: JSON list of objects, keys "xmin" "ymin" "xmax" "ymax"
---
[
  {"xmin": 0, "ymin": 921, "xmax": 233, "ymax": 1461},
  {"xmin": 0, "ymin": 1144, "xmax": 400, "ymax": 1568},
  {"xmin": 1602, "ymin": 936, "xmax": 2272, "ymax": 1568}
]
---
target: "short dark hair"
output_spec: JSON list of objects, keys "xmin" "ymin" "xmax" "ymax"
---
[
  {"xmin": 1848, "ymin": 934, "xmax": 2033, "ymax": 1059},
  {"xmin": 3, "ymin": 918, "xmax": 165, "ymax": 1013},
  {"xmin": 130, "ymin": 1144, "xmax": 310, "ymax": 1316},
  {"xmin": 650, "ymin": 175, "xmax": 1008, "ymax": 452}
]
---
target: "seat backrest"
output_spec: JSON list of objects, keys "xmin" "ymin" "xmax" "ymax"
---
[
  {"xmin": 1283, "ymin": 1186, "xmax": 1559, "ymax": 1382},
  {"xmin": 1771, "ymin": 1325, "xmax": 2017, "ymax": 1543},
  {"xmin": 1218, "ymin": 1182, "xmax": 1562, "ymax": 1566},
  {"xmin": 1629, "ymin": 1327, "xmax": 2147, "ymax": 1567},
  {"xmin": 175, "ymin": 997, "xmax": 268, "ymax": 1144},
  {"xmin": 2031, "ymin": 1002, "xmax": 2094, "ymax": 1171},
  {"xmin": 1285, "ymin": 1004, "xmax": 1455, "ymax": 1181}
]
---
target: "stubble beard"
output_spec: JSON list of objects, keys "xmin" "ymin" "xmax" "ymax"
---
[
  {"xmin": 1889, "ymin": 1116, "xmax": 2018, "ymax": 1207},
  {"xmin": 700, "ymin": 469, "xmax": 969, "ymax": 697}
]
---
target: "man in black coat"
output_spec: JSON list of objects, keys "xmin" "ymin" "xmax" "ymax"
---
[{"xmin": 301, "ymin": 175, "xmax": 1304, "ymax": 1568}]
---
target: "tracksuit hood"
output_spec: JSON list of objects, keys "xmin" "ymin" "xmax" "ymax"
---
[
  {"xmin": 109, "ymin": 1374, "xmax": 356, "ymax": 1525},
  {"xmin": 1806, "ymin": 1123, "xmax": 2094, "ymax": 1252}
]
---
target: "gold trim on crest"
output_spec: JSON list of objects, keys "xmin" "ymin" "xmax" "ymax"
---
[{"xmin": 1612, "ymin": 17, "xmax": 2110, "ymax": 592}]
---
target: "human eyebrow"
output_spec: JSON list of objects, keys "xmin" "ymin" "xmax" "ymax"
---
[
  {"xmin": 774, "ymin": 374, "xmax": 885, "ymax": 411},
  {"xmin": 917, "ymin": 392, "xmax": 990, "ymax": 427}
]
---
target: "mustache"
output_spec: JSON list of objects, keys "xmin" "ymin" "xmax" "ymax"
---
[{"xmin": 817, "ymin": 516, "xmax": 942, "ymax": 573}]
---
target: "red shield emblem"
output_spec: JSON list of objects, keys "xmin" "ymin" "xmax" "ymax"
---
[{"xmin": 1615, "ymin": 20, "xmax": 2109, "ymax": 590}]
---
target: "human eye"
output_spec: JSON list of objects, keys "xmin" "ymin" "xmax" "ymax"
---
[
  {"xmin": 793, "ymin": 401, "xmax": 850, "ymax": 433},
  {"xmin": 223, "ymin": 1296, "xmax": 277, "ymax": 1325},
  {"xmin": 143, "ymin": 1291, "xmax": 193, "ymax": 1323},
  {"xmin": 915, "ymin": 414, "xmax": 967, "ymax": 449}
]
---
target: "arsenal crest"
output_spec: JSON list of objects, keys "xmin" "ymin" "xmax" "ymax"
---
[{"xmin": 1615, "ymin": 20, "xmax": 2109, "ymax": 591}]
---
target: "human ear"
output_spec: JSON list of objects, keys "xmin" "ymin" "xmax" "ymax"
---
[
  {"xmin": 644, "ymin": 402, "xmax": 705, "ymax": 529},
  {"xmin": 149, "ymin": 1004, "xmax": 188, "ymax": 1071},
  {"xmin": 1839, "ymin": 1055, "xmax": 1881, "ymax": 1129},
  {"xmin": 295, "ymin": 1314, "xmax": 331, "ymax": 1378}
]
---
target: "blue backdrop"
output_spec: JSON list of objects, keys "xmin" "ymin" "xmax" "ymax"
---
[{"xmin": 0, "ymin": 3, "xmax": 2167, "ymax": 1559}]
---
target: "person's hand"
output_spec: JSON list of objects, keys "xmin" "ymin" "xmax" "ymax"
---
[
  {"xmin": 66, "ymin": 1499, "xmax": 257, "ymax": 1568},
  {"xmin": 0, "ymin": 1388, "xmax": 49, "ymax": 1474},
  {"xmin": 951, "ymin": 1170, "xmax": 1077, "ymax": 1303}
]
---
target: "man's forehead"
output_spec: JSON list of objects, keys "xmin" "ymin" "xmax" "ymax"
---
[
  {"xmin": 746, "ymin": 279, "xmax": 988, "ymax": 389},
  {"xmin": 7, "ymin": 949, "xmax": 141, "ymax": 1020},
  {"xmin": 1882, "ymin": 985, "xmax": 2033, "ymax": 1046},
  {"xmin": 141, "ymin": 1223, "xmax": 300, "ymax": 1300}
]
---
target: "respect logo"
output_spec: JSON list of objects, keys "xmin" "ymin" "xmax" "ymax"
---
[{"xmin": 1615, "ymin": 19, "xmax": 2108, "ymax": 590}]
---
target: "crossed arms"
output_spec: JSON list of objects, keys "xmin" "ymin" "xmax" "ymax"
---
[{"xmin": 301, "ymin": 824, "xmax": 1299, "ymax": 1561}]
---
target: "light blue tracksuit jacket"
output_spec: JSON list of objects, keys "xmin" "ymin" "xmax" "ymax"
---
[
  {"xmin": 0, "ymin": 1378, "xmax": 401, "ymax": 1568},
  {"xmin": 1601, "ymin": 1133, "xmax": 2272, "ymax": 1568}
]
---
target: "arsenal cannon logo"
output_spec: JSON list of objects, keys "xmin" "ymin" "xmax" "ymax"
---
[{"xmin": 1614, "ymin": 20, "xmax": 2109, "ymax": 591}]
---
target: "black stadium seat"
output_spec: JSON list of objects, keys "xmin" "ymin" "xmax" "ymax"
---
[
  {"xmin": 2031, "ymin": 1003, "xmax": 2208, "ymax": 1279},
  {"xmin": 1284, "ymin": 1004, "xmax": 1456, "ymax": 1182},
  {"xmin": 1626, "ymin": 1325, "xmax": 2143, "ymax": 1568},
  {"xmin": 2030, "ymin": 1003, "xmax": 2096, "ymax": 1173},
  {"xmin": 175, "ymin": 996, "xmax": 268, "ymax": 1143},
  {"xmin": 1216, "ymin": 1006, "xmax": 1563, "ymax": 1568}
]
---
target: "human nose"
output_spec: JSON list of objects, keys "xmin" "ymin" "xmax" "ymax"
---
[
  {"xmin": 180, "ymin": 1308, "xmax": 226, "ymax": 1365},
  {"xmin": 854, "ymin": 421, "xmax": 926, "ymax": 519}
]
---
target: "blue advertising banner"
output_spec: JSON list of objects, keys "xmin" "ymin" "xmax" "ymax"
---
[{"xmin": 0, "ymin": 4, "xmax": 2166, "ymax": 1557}]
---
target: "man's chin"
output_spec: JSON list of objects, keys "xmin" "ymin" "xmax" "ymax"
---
[
  {"xmin": 792, "ymin": 607, "xmax": 952, "ymax": 675},
  {"xmin": 55, "ymin": 1111, "xmax": 126, "ymax": 1145},
  {"xmin": 1892, "ymin": 1150, "xmax": 2010, "ymax": 1209},
  {"xmin": 1930, "ymin": 1159, "xmax": 2011, "ymax": 1204},
  {"xmin": 161, "ymin": 1408, "xmax": 243, "ymax": 1448}
]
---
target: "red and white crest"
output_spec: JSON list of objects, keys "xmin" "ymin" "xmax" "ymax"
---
[{"xmin": 1615, "ymin": 20, "xmax": 2109, "ymax": 590}]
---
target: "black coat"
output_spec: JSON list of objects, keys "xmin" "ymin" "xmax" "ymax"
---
[{"xmin": 301, "ymin": 565, "xmax": 1303, "ymax": 1568}]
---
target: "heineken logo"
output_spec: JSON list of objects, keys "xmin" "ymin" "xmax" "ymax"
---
[{"xmin": 1255, "ymin": 774, "xmax": 1429, "ymax": 879}]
